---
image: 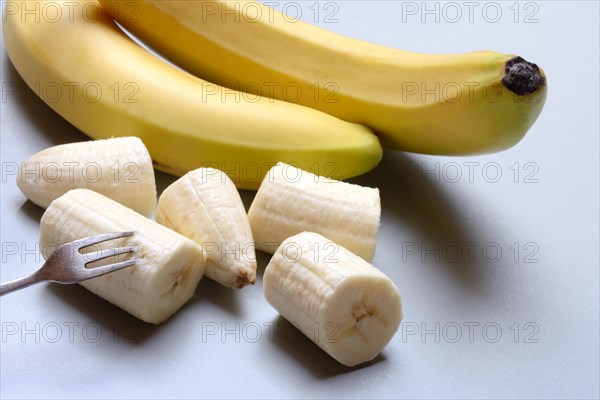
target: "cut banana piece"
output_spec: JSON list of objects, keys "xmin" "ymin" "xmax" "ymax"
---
[
  {"xmin": 263, "ymin": 232, "xmax": 402, "ymax": 367},
  {"xmin": 17, "ymin": 137, "xmax": 156, "ymax": 217},
  {"xmin": 248, "ymin": 162, "xmax": 380, "ymax": 261},
  {"xmin": 40, "ymin": 189, "xmax": 205, "ymax": 324},
  {"xmin": 156, "ymin": 168, "xmax": 256, "ymax": 288}
]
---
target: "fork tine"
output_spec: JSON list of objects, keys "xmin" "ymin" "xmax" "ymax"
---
[
  {"xmin": 81, "ymin": 259, "xmax": 139, "ymax": 280},
  {"xmin": 75, "ymin": 231, "xmax": 135, "ymax": 249},
  {"xmin": 84, "ymin": 246, "xmax": 138, "ymax": 264}
]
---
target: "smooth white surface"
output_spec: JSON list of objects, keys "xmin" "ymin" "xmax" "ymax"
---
[{"xmin": 1, "ymin": 1, "xmax": 599, "ymax": 399}]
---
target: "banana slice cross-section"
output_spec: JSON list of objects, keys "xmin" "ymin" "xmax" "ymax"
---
[
  {"xmin": 263, "ymin": 232, "xmax": 403, "ymax": 367},
  {"xmin": 40, "ymin": 189, "xmax": 205, "ymax": 324}
]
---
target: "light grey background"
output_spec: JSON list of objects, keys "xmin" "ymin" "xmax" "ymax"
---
[{"xmin": 1, "ymin": 1, "xmax": 599, "ymax": 399}]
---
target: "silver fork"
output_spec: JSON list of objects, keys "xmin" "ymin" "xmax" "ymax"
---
[{"xmin": 0, "ymin": 232, "xmax": 139, "ymax": 296}]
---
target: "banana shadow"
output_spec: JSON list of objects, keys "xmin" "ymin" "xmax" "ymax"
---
[
  {"xmin": 45, "ymin": 283, "xmax": 163, "ymax": 344},
  {"xmin": 18, "ymin": 199, "xmax": 45, "ymax": 223},
  {"xmin": 3, "ymin": 55, "xmax": 89, "ymax": 145},
  {"xmin": 154, "ymin": 170, "xmax": 177, "ymax": 197},
  {"xmin": 253, "ymin": 249, "xmax": 272, "ymax": 277},
  {"xmin": 193, "ymin": 248, "xmax": 271, "ymax": 316},
  {"xmin": 267, "ymin": 315, "xmax": 386, "ymax": 379},
  {"xmin": 349, "ymin": 149, "xmax": 488, "ymax": 291},
  {"xmin": 238, "ymin": 189, "xmax": 256, "ymax": 212},
  {"xmin": 193, "ymin": 276, "xmax": 243, "ymax": 317}
]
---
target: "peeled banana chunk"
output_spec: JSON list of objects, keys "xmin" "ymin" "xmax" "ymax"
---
[
  {"xmin": 263, "ymin": 231, "xmax": 403, "ymax": 367},
  {"xmin": 40, "ymin": 189, "xmax": 205, "ymax": 324}
]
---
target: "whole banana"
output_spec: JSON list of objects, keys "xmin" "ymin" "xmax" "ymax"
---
[
  {"xmin": 2, "ymin": 0, "xmax": 382, "ymax": 190},
  {"xmin": 99, "ymin": 0, "xmax": 547, "ymax": 155}
]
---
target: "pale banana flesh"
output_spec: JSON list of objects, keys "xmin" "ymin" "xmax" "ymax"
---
[
  {"xmin": 156, "ymin": 168, "xmax": 257, "ymax": 289},
  {"xmin": 263, "ymin": 232, "xmax": 403, "ymax": 367},
  {"xmin": 40, "ymin": 189, "xmax": 206, "ymax": 324},
  {"xmin": 101, "ymin": 0, "xmax": 548, "ymax": 155},
  {"xmin": 248, "ymin": 162, "xmax": 380, "ymax": 261},
  {"xmin": 17, "ymin": 137, "xmax": 156, "ymax": 217},
  {"xmin": 2, "ymin": 0, "xmax": 382, "ymax": 190}
]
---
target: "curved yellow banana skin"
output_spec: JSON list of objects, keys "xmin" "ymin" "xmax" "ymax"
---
[
  {"xmin": 2, "ymin": 0, "xmax": 382, "ymax": 190},
  {"xmin": 99, "ymin": 0, "xmax": 547, "ymax": 155}
]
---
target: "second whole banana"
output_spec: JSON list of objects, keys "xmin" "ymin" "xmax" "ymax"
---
[{"xmin": 100, "ymin": 0, "xmax": 548, "ymax": 155}]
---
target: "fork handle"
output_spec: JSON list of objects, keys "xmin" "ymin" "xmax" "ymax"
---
[{"xmin": 0, "ymin": 273, "xmax": 45, "ymax": 296}]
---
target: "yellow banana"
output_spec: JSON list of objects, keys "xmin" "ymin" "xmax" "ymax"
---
[
  {"xmin": 2, "ymin": 0, "xmax": 382, "ymax": 190},
  {"xmin": 99, "ymin": 0, "xmax": 547, "ymax": 155}
]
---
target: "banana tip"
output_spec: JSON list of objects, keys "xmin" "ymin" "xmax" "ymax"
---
[
  {"xmin": 502, "ymin": 56, "xmax": 546, "ymax": 96},
  {"xmin": 232, "ymin": 272, "xmax": 256, "ymax": 289}
]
